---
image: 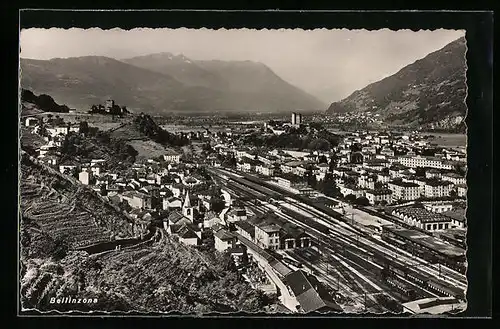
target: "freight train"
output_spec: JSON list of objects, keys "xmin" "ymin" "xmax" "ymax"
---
[
  {"xmin": 380, "ymin": 257, "xmax": 465, "ymax": 301},
  {"xmin": 381, "ymin": 225, "xmax": 466, "ymax": 274}
]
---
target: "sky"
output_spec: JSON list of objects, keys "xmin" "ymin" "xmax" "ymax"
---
[{"xmin": 20, "ymin": 28, "xmax": 465, "ymax": 103}]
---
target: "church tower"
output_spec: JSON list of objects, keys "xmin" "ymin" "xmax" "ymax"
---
[{"xmin": 182, "ymin": 190, "xmax": 194, "ymax": 222}]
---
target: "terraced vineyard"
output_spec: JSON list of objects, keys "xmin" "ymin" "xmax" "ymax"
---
[
  {"xmin": 20, "ymin": 232, "xmax": 277, "ymax": 313},
  {"xmin": 20, "ymin": 155, "xmax": 134, "ymax": 251}
]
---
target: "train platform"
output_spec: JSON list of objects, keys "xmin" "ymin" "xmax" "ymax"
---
[
  {"xmin": 402, "ymin": 296, "xmax": 466, "ymax": 315},
  {"xmin": 384, "ymin": 225, "xmax": 465, "ymax": 258}
]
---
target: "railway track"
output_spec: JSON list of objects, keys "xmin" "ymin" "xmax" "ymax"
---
[{"xmin": 209, "ymin": 167, "xmax": 466, "ymax": 302}]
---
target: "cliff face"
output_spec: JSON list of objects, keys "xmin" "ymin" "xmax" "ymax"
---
[{"xmin": 326, "ymin": 37, "xmax": 467, "ymax": 131}]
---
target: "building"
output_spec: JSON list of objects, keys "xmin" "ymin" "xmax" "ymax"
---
[
  {"xmin": 163, "ymin": 151, "xmax": 181, "ymax": 163},
  {"xmin": 284, "ymin": 270, "xmax": 343, "ymax": 313},
  {"xmin": 46, "ymin": 126, "xmax": 69, "ymax": 137},
  {"xmin": 226, "ymin": 206, "xmax": 247, "ymax": 223},
  {"xmin": 443, "ymin": 209, "xmax": 467, "ymax": 229},
  {"xmin": 122, "ymin": 191, "xmax": 151, "ymax": 209},
  {"xmin": 365, "ymin": 189, "xmax": 393, "ymax": 205},
  {"xmin": 423, "ymin": 202, "xmax": 453, "ymax": 213},
  {"xmin": 442, "ymin": 173, "xmax": 466, "ymax": 186},
  {"xmin": 380, "ymin": 147, "xmax": 395, "ymax": 156},
  {"xmin": 338, "ymin": 184, "xmax": 365, "ymax": 198},
  {"xmin": 181, "ymin": 191, "xmax": 196, "ymax": 222},
  {"xmin": 25, "ymin": 117, "xmax": 38, "ymax": 127},
  {"xmin": 214, "ymin": 229, "xmax": 238, "ymax": 252},
  {"xmin": 78, "ymin": 170, "xmax": 92, "ymax": 185},
  {"xmin": 358, "ymin": 174, "xmax": 377, "ymax": 189},
  {"xmin": 105, "ymin": 99, "xmax": 115, "ymax": 111},
  {"xmin": 59, "ymin": 164, "xmax": 78, "ymax": 175},
  {"xmin": 255, "ymin": 164, "xmax": 275, "ymax": 176},
  {"xmin": 388, "ymin": 180, "xmax": 420, "ymax": 201},
  {"xmin": 402, "ymin": 297, "xmax": 467, "ymax": 315},
  {"xmin": 280, "ymin": 223, "xmax": 311, "ymax": 249},
  {"xmin": 377, "ymin": 172, "xmax": 391, "ymax": 184},
  {"xmin": 255, "ymin": 221, "xmax": 281, "ymax": 250},
  {"xmin": 168, "ymin": 223, "xmax": 200, "ymax": 246},
  {"xmin": 425, "ymin": 169, "xmax": 443, "ymax": 179},
  {"xmin": 291, "ymin": 112, "xmax": 302, "ymax": 126},
  {"xmin": 456, "ymin": 184, "xmax": 467, "ymax": 198},
  {"xmin": 396, "ymin": 155, "xmax": 454, "ymax": 170},
  {"xmin": 162, "ymin": 196, "xmax": 182, "ymax": 210},
  {"xmin": 392, "ymin": 207, "xmax": 452, "ymax": 231},
  {"xmin": 235, "ymin": 220, "xmax": 256, "ymax": 241},
  {"xmin": 424, "ymin": 180, "xmax": 453, "ymax": 198}
]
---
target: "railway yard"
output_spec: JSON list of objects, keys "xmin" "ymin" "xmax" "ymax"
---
[{"xmin": 207, "ymin": 166, "xmax": 467, "ymax": 314}]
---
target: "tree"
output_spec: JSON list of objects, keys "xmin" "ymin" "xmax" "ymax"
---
[
  {"xmin": 306, "ymin": 170, "xmax": 317, "ymax": 188},
  {"xmin": 317, "ymin": 174, "xmax": 340, "ymax": 197},
  {"xmin": 210, "ymin": 197, "xmax": 226, "ymax": 214},
  {"xmin": 99, "ymin": 184, "xmax": 108, "ymax": 196},
  {"xmin": 415, "ymin": 167, "xmax": 426, "ymax": 177},
  {"xmin": 79, "ymin": 121, "xmax": 89, "ymax": 135},
  {"xmin": 350, "ymin": 143, "xmax": 362, "ymax": 153},
  {"xmin": 345, "ymin": 194, "xmax": 357, "ymax": 204},
  {"xmin": 355, "ymin": 196, "xmax": 370, "ymax": 206}
]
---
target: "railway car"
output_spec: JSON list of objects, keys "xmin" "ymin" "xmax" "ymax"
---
[
  {"xmin": 406, "ymin": 269, "xmax": 429, "ymax": 286},
  {"xmin": 385, "ymin": 276, "xmax": 417, "ymax": 300},
  {"xmin": 427, "ymin": 278, "xmax": 466, "ymax": 300},
  {"xmin": 282, "ymin": 256, "xmax": 303, "ymax": 269}
]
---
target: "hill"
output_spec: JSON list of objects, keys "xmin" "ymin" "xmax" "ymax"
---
[
  {"xmin": 326, "ymin": 37, "xmax": 467, "ymax": 131},
  {"xmin": 21, "ymin": 89, "xmax": 73, "ymax": 115},
  {"xmin": 20, "ymin": 56, "xmax": 185, "ymax": 113},
  {"xmin": 122, "ymin": 53, "xmax": 229, "ymax": 90},
  {"xmin": 20, "ymin": 55, "xmax": 325, "ymax": 114}
]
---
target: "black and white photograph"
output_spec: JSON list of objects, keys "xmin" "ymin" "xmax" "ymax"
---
[{"xmin": 18, "ymin": 14, "xmax": 476, "ymax": 316}]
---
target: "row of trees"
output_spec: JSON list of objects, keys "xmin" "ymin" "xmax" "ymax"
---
[{"xmin": 241, "ymin": 129, "xmax": 341, "ymax": 152}]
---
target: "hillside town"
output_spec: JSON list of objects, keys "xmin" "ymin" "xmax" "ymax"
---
[{"xmin": 21, "ymin": 106, "xmax": 468, "ymax": 314}]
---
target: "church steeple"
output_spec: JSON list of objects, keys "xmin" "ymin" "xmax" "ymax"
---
[
  {"xmin": 183, "ymin": 190, "xmax": 194, "ymax": 221},
  {"xmin": 183, "ymin": 190, "xmax": 192, "ymax": 208}
]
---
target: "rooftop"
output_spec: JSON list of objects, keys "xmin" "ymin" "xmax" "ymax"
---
[
  {"xmin": 389, "ymin": 181, "xmax": 419, "ymax": 188},
  {"xmin": 442, "ymin": 209, "xmax": 466, "ymax": 222},
  {"xmin": 366, "ymin": 189, "xmax": 393, "ymax": 196},
  {"xmin": 393, "ymin": 207, "xmax": 452, "ymax": 223},
  {"xmin": 214, "ymin": 229, "xmax": 236, "ymax": 241},
  {"xmin": 234, "ymin": 220, "xmax": 256, "ymax": 237},
  {"xmin": 402, "ymin": 297, "xmax": 466, "ymax": 315},
  {"xmin": 425, "ymin": 180, "xmax": 453, "ymax": 187}
]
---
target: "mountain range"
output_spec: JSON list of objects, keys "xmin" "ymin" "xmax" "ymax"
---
[
  {"xmin": 326, "ymin": 37, "xmax": 467, "ymax": 130},
  {"xmin": 20, "ymin": 53, "xmax": 325, "ymax": 114}
]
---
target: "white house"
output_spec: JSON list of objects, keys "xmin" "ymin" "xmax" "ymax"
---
[
  {"xmin": 78, "ymin": 171, "xmax": 92, "ymax": 185},
  {"xmin": 214, "ymin": 229, "xmax": 237, "ymax": 252},
  {"xmin": 163, "ymin": 152, "xmax": 181, "ymax": 163}
]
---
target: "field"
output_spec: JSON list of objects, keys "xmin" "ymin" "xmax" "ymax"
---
[
  {"xmin": 43, "ymin": 112, "xmax": 130, "ymax": 131},
  {"xmin": 20, "ymin": 127, "xmax": 46, "ymax": 150},
  {"xmin": 128, "ymin": 139, "xmax": 168, "ymax": 159},
  {"xmin": 427, "ymin": 134, "xmax": 467, "ymax": 148}
]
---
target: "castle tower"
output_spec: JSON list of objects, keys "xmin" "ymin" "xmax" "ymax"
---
[{"xmin": 182, "ymin": 190, "xmax": 194, "ymax": 221}]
